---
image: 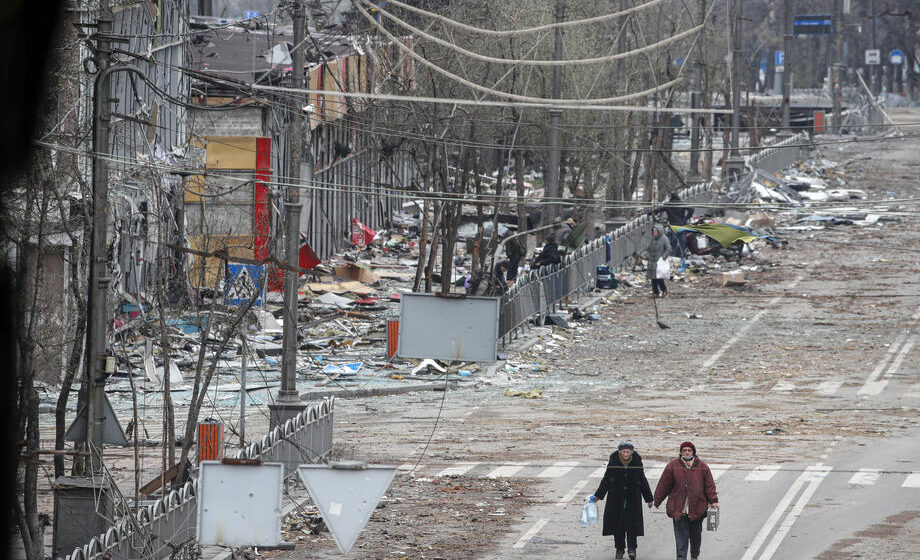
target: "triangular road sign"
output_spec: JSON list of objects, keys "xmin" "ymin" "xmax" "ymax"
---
[
  {"xmin": 297, "ymin": 461, "xmax": 396, "ymax": 553},
  {"xmin": 64, "ymin": 392, "xmax": 128, "ymax": 445}
]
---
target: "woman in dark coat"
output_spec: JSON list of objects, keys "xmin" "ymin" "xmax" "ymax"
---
[{"xmin": 592, "ymin": 442, "xmax": 654, "ymax": 560}]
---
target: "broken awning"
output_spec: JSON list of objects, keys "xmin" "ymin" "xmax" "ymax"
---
[{"xmin": 669, "ymin": 223, "xmax": 780, "ymax": 248}]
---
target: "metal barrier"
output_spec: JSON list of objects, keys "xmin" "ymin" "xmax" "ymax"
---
[
  {"xmin": 498, "ymin": 134, "xmax": 810, "ymax": 344},
  {"xmin": 64, "ymin": 398, "xmax": 334, "ymax": 560}
]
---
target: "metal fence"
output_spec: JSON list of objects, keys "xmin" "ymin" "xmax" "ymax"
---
[
  {"xmin": 64, "ymin": 398, "xmax": 335, "ymax": 560},
  {"xmin": 498, "ymin": 133, "xmax": 810, "ymax": 344}
]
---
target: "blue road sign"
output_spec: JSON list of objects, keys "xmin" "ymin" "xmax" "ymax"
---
[
  {"xmin": 775, "ymin": 51, "xmax": 785, "ymax": 67},
  {"xmin": 889, "ymin": 49, "xmax": 905, "ymax": 65},
  {"xmin": 244, "ymin": 10, "xmax": 259, "ymax": 20},
  {"xmin": 794, "ymin": 15, "xmax": 833, "ymax": 35},
  {"xmin": 225, "ymin": 264, "xmax": 264, "ymax": 306}
]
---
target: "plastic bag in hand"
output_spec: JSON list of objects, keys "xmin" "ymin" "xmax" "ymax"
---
[{"xmin": 580, "ymin": 496, "xmax": 599, "ymax": 527}]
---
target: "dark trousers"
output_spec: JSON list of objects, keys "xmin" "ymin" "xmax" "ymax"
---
[
  {"xmin": 652, "ymin": 278, "xmax": 667, "ymax": 295},
  {"xmin": 673, "ymin": 514, "xmax": 703, "ymax": 559},
  {"xmin": 613, "ymin": 516, "xmax": 638, "ymax": 552},
  {"xmin": 507, "ymin": 255, "xmax": 521, "ymax": 281}
]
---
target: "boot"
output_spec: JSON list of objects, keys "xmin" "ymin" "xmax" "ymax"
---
[
  {"xmin": 615, "ymin": 550, "xmax": 624, "ymax": 559},
  {"xmin": 628, "ymin": 551, "xmax": 636, "ymax": 560}
]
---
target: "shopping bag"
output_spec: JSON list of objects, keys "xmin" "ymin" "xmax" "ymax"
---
[
  {"xmin": 579, "ymin": 498, "xmax": 599, "ymax": 527},
  {"xmin": 655, "ymin": 257, "xmax": 671, "ymax": 279}
]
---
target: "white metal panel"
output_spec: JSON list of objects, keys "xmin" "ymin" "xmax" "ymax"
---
[
  {"xmin": 398, "ymin": 293, "xmax": 500, "ymax": 363},
  {"xmin": 197, "ymin": 461, "xmax": 283, "ymax": 547}
]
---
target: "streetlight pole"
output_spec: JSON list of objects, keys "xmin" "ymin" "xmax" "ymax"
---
[
  {"xmin": 831, "ymin": 0, "xmax": 843, "ymax": 133},
  {"xmin": 782, "ymin": 0, "xmax": 792, "ymax": 128},
  {"xmin": 544, "ymin": 0, "xmax": 564, "ymax": 230},
  {"xmin": 272, "ymin": 0, "xmax": 307, "ymax": 428}
]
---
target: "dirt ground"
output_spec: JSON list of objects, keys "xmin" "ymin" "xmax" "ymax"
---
[{"xmin": 266, "ymin": 127, "xmax": 920, "ymax": 559}]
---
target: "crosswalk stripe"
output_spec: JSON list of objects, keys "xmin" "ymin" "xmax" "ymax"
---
[
  {"xmin": 487, "ymin": 462, "xmax": 526, "ymax": 478},
  {"xmin": 816, "ymin": 380, "xmax": 843, "ymax": 396},
  {"xmin": 745, "ymin": 465, "xmax": 782, "ymax": 481},
  {"xmin": 709, "ymin": 464, "xmax": 731, "ymax": 481},
  {"xmin": 437, "ymin": 462, "xmax": 479, "ymax": 477},
  {"xmin": 537, "ymin": 461, "xmax": 579, "ymax": 478},
  {"xmin": 901, "ymin": 472, "xmax": 920, "ymax": 488},
  {"xmin": 512, "ymin": 518, "xmax": 548, "ymax": 549},
  {"xmin": 848, "ymin": 468, "xmax": 881, "ymax": 485},
  {"xmin": 645, "ymin": 462, "xmax": 666, "ymax": 480},
  {"xmin": 885, "ymin": 339, "xmax": 915, "ymax": 376},
  {"xmin": 772, "ymin": 381, "xmax": 795, "ymax": 392},
  {"xmin": 589, "ymin": 466, "xmax": 606, "ymax": 478},
  {"xmin": 557, "ymin": 479, "xmax": 589, "ymax": 507}
]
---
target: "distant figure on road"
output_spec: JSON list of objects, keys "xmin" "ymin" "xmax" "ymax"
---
[
  {"xmin": 591, "ymin": 442, "xmax": 654, "ymax": 560},
  {"xmin": 653, "ymin": 441, "xmax": 719, "ymax": 560},
  {"xmin": 647, "ymin": 224, "xmax": 672, "ymax": 298},
  {"xmin": 662, "ymin": 192, "xmax": 693, "ymax": 259},
  {"xmin": 502, "ymin": 233, "xmax": 524, "ymax": 282}
]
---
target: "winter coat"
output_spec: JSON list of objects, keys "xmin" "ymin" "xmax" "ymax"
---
[
  {"xmin": 536, "ymin": 242, "xmax": 561, "ymax": 268},
  {"xmin": 646, "ymin": 225, "xmax": 672, "ymax": 280},
  {"xmin": 653, "ymin": 456, "xmax": 719, "ymax": 521},
  {"xmin": 594, "ymin": 451, "xmax": 654, "ymax": 537},
  {"xmin": 664, "ymin": 198, "xmax": 694, "ymax": 226}
]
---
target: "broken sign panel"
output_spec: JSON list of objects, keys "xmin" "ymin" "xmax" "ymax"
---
[{"xmin": 226, "ymin": 263, "xmax": 264, "ymax": 306}]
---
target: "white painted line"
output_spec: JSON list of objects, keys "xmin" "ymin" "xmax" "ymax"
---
[
  {"xmin": 537, "ymin": 461, "xmax": 579, "ymax": 478},
  {"xmin": 859, "ymin": 332, "xmax": 908, "ymax": 395},
  {"xmin": 557, "ymin": 479, "xmax": 589, "ymax": 507},
  {"xmin": 698, "ymin": 278, "xmax": 801, "ymax": 374},
  {"xmin": 848, "ymin": 468, "xmax": 881, "ymax": 485},
  {"xmin": 902, "ymin": 473, "xmax": 920, "ymax": 488},
  {"xmin": 512, "ymin": 518, "xmax": 548, "ymax": 549},
  {"xmin": 885, "ymin": 339, "xmax": 915, "ymax": 376},
  {"xmin": 746, "ymin": 465, "xmax": 783, "ymax": 482},
  {"xmin": 758, "ymin": 467, "xmax": 832, "ymax": 560},
  {"xmin": 816, "ymin": 381, "xmax": 842, "ymax": 395},
  {"xmin": 437, "ymin": 462, "xmax": 479, "ymax": 477},
  {"xmin": 859, "ymin": 380, "xmax": 889, "ymax": 397},
  {"xmin": 709, "ymin": 464, "xmax": 731, "ymax": 481},
  {"xmin": 740, "ymin": 465, "xmax": 830, "ymax": 560},
  {"xmin": 487, "ymin": 462, "xmax": 527, "ymax": 478},
  {"xmin": 397, "ymin": 463, "xmax": 415, "ymax": 471},
  {"xmin": 589, "ymin": 466, "xmax": 606, "ymax": 478},
  {"xmin": 772, "ymin": 381, "xmax": 795, "ymax": 392}
]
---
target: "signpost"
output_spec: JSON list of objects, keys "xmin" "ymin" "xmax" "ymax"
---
[
  {"xmin": 865, "ymin": 49, "xmax": 880, "ymax": 65},
  {"xmin": 225, "ymin": 263, "xmax": 264, "ymax": 306},
  {"xmin": 889, "ymin": 49, "xmax": 905, "ymax": 65},
  {"xmin": 775, "ymin": 50, "xmax": 785, "ymax": 71}
]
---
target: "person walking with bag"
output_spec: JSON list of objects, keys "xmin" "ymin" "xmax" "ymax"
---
[
  {"xmin": 590, "ymin": 442, "xmax": 654, "ymax": 560},
  {"xmin": 653, "ymin": 441, "xmax": 719, "ymax": 560},
  {"xmin": 647, "ymin": 224, "xmax": 672, "ymax": 298}
]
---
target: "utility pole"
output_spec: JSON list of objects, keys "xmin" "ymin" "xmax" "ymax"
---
[
  {"xmin": 271, "ymin": 0, "xmax": 307, "ymax": 428},
  {"xmin": 831, "ymin": 0, "xmax": 843, "ymax": 133},
  {"xmin": 870, "ymin": 0, "xmax": 878, "ymax": 95},
  {"xmin": 544, "ymin": 0, "xmax": 564, "ymax": 230},
  {"xmin": 782, "ymin": 0, "xmax": 792, "ymax": 128},
  {"xmin": 726, "ymin": 0, "xmax": 744, "ymax": 178},
  {"xmin": 688, "ymin": 0, "xmax": 705, "ymax": 182},
  {"xmin": 87, "ymin": 0, "xmax": 114, "ymax": 474}
]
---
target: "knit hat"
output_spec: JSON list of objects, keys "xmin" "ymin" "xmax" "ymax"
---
[
  {"xmin": 618, "ymin": 442, "xmax": 634, "ymax": 451},
  {"xmin": 679, "ymin": 441, "xmax": 696, "ymax": 454}
]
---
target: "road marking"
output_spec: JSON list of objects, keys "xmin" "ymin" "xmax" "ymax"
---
[
  {"xmin": 746, "ymin": 465, "xmax": 783, "ymax": 482},
  {"xmin": 885, "ymin": 339, "xmax": 915, "ymax": 377},
  {"xmin": 698, "ymin": 278, "xmax": 801, "ymax": 374},
  {"xmin": 488, "ymin": 462, "xmax": 526, "ymax": 478},
  {"xmin": 397, "ymin": 463, "xmax": 422, "ymax": 472},
  {"xmin": 816, "ymin": 381, "xmax": 842, "ymax": 395},
  {"xmin": 589, "ymin": 465, "xmax": 606, "ymax": 478},
  {"xmin": 772, "ymin": 381, "xmax": 795, "ymax": 392},
  {"xmin": 557, "ymin": 479, "xmax": 589, "ymax": 507},
  {"xmin": 859, "ymin": 332, "xmax": 908, "ymax": 396},
  {"xmin": 758, "ymin": 466, "xmax": 832, "ymax": 560},
  {"xmin": 437, "ymin": 462, "xmax": 479, "ymax": 477},
  {"xmin": 848, "ymin": 468, "xmax": 881, "ymax": 485},
  {"xmin": 902, "ymin": 472, "xmax": 920, "ymax": 488},
  {"xmin": 709, "ymin": 464, "xmax": 731, "ymax": 481},
  {"xmin": 740, "ymin": 464, "xmax": 831, "ymax": 560},
  {"xmin": 512, "ymin": 518, "xmax": 548, "ymax": 549},
  {"xmin": 537, "ymin": 461, "xmax": 579, "ymax": 478}
]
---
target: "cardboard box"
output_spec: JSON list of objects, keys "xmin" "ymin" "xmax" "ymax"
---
[
  {"xmin": 334, "ymin": 263, "xmax": 380, "ymax": 284},
  {"xmin": 713, "ymin": 270, "xmax": 746, "ymax": 287}
]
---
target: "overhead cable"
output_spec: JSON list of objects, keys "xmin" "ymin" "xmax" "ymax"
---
[
  {"xmin": 380, "ymin": 0, "xmax": 666, "ymax": 37},
  {"xmin": 361, "ymin": 0, "xmax": 704, "ymax": 67},
  {"xmin": 349, "ymin": 0, "xmax": 685, "ymax": 105}
]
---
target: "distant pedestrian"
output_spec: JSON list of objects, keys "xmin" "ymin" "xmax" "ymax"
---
[
  {"xmin": 653, "ymin": 441, "xmax": 719, "ymax": 560},
  {"xmin": 647, "ymin": 224, "xmax": 671, "ymax": 297},
  {"xmin": 503, "ymin": 234, "xmax": 524, "ymax": 282},
  {"xmin": 662, "ymin": 192, "xmax": 693, "ymax": 259},
  {"xmin": 486, "ymin": 260, "xmax": 510, "ymax": 296},
  {"xmin": 591, "ymin": 442, "xmax": 653, "ymax": 560},
  {"xmin": 534, "ymin": 237, "xmax": 561, "ymax": 269}
]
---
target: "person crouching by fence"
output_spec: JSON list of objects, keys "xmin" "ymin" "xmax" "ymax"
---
[{"xmin": 590, "ymin": 442, "xmax": 654, "ymax": 560}]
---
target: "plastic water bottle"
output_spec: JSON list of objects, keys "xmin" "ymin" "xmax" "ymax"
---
[{"xmin": 580, "ymin": 495, "xmax": 599, "ymax": 526}]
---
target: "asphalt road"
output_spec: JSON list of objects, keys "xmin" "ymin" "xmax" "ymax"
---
[{"xmin": 273, "ymin": 115, "xmax": 920, "ymax": 559}]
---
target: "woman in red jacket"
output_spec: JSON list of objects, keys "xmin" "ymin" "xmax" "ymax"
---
[{"xmin": 653, "ymin": 441, "xmax": 719, "ymax": 560}]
